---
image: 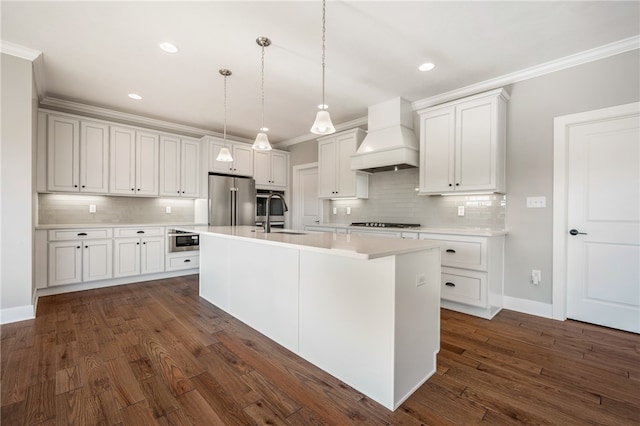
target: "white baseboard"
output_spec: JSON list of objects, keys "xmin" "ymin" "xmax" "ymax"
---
[
  {"xmin": 0, "ymin": 304, "xmax": 35, "ymax": 325},
  {"xmin": 503, "ymin": 296, "xmax": 553, "ymax": 319}
]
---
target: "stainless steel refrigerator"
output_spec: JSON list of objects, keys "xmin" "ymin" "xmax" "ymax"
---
[{"xmin": 208, "ymin": 173, "xmax": 256, "ymax": 226}]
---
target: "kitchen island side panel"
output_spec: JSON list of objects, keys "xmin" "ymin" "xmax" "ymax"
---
[
  {"xmin": 199, "ymin": 234, "xmax": 231, "ymax": 311},
  {"xmin": 298, "ymin": 252, "xmax": 396, "ymax": 409},
  {"xmin": 393, "ymin": 248, "xmax": 441, "ymax": 408}
]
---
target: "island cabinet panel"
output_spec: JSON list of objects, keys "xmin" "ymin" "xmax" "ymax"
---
[
  {"xmin": 197, "ymin": 227, "xmax": 441, "ymax": 411},
  {"xmin": 198, "ymin": 235, "xmax": 299, "ymax": 352}
]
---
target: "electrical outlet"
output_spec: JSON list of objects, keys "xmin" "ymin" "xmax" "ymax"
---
[
  {"xmin": 346, "ymin": 207, "xmax": 351, "ymax": 215},
  {"xmin": 416, "ymin": 273, "xmax": 426, "ymax": 287},
  {"xmin": 527, "ymin": 196, "xmax": 546, "ymax": 208},
  {"xmin": 531, "ymin": 269, "xmax": 541, "ymax": 285},
  {"xmin": 332, "ymin": 207, "xmax": 337, "ymax": 215},
  {"xmin": 89, "ymin": 204, "xmax": 96, "ymax": 213},
  {"xmin": 165, "ymin": 206, "xmax": 172, "ymax": 214},
  {"xmin": 457, "ymin": 206, "xmax": 465, "ymax": 216}
]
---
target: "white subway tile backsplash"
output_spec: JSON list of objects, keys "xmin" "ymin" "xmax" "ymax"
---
[
  {"xmin": 327, "ymin": 168, "xmax": 505, "ymax": 229},
  {"xmin": 38, "ymin": 194, "xmax": 195, "ymax": 225}
]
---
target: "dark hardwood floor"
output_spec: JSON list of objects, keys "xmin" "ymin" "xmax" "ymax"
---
[{"xmin": 2, "ymin": 275, "xmax": 639, "ymax": 425}]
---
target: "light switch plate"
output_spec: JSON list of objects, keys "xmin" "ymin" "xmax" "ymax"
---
[{"xmin": 527, "ymin": 196, "xmax": 546, "ymax": 208}]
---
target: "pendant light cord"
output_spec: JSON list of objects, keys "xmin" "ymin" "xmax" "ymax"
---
[
  {"xmin": 261, "ymin": 44, "xmax": 266, "ymax": 130},
  {"xmin": 321, "ymin": 0, "xmax": 326, "ymax": 109},
  {"xmin": 223, "ymin": 74, "xmax": 228, "ymax": 142}
]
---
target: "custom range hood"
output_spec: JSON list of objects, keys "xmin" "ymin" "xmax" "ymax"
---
[{"xmin": 350, "ymin": 97, "xmax": 419, "ymax": 173}]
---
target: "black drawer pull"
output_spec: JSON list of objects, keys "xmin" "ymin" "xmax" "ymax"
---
[
  {"xmin": 445, "ymin": 282, "xmax": 456, "ymax": 287},
  {"xmin": 136, "ymin": 230, "xmax": 145, "ymax": 234},
  {"xmin": 77, "ymin": 232, "xmax": 87, "ymax": 236},
  {"xmin": 445, "ymin": 249, "xmax": 456, "ymax": 253},
  {"xmin": 184, "ymin": 259, "xmax": 191, "ymax": 263}
]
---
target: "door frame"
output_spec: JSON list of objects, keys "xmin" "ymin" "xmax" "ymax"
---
[
  {"xmin": 292, "ymin": 162, "xmax": 319, "ymax": 230},
  {"xmin": 552, "ymin": 102, "xmax": 639, "ymax": 321}
]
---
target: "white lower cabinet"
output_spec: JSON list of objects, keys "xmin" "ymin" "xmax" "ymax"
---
[
  {"xmin": 420, "ymin": 233, "xmax": 504, "ymax": 319},
  {"xmin": 48, "ymin": 229, "xmax": 113, "ymax": 287},
  {"xmin": 113, "ymin": 227, "xmax": 165, "ymax": 278},
  {"xmin": 166, "ymin": 253, "xmax": 200, "ymax": 271}
]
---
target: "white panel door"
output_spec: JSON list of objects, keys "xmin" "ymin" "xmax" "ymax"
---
[
  {"xmin": 180, "ymin": 139, "xmax": 200, "ymax": 197},
  {"xmin": 456, "ymin": 97, "xmax": 495, "ymax": 191},
  {"xmin": 335, "ymin": 133, "xmax": 357, "ymax": 197},
  {"xmin": 419, "ymin": 107, "xmax": 455, "ymax": 193},
  {"xmin": 567, "ymin": 112, "xmax": 640, "ymax": 333},
  {"xmin": 47, "ymin": 115, "xmax": 79, "ymax": 192},
  {"xmin": 80, "ymin": 121, "xmax": 109, "ymax": 193},
  {"xmin": 141, "ymin": 237, "xmax": 165, "ymax": 275},
  {"xmin": 317, "ymin": 139, "xmax": 336, "ymax": 198},
  {"xmin": 82, "ymin": 240, "xmax": 113, "ymax": 282},
  {"xmin": 270, "ymin": 151, "xmax": 288, "ymax": 187},
  {"xmin": 159, "ymin": 135, "xmax": 181, "ymax": 196},
  {"xmin": 113, "ymin": 238, "xmax": 141, "ymax": 278},
  {"xmin": 253, "ymin": 151, "xmax": 271, "ymax": 185},
  {"xmin": 232, "ymin": 144, "xmax": 254, "ymax": 176},
  {"xmin": 110, "ymin": 126, "xmax": 136, "ymax": 194},
  {"xmin": 136, "ymin": 131, "xmax": 159, "ymax": 195},
  {"xmin": 49, "ymin": 241, "xmax": 82, "ymax": 286}
]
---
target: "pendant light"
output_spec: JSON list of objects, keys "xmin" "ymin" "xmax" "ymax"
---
[
  {"xmin": 216, "ymin": 69, "xmax": 234, "ymax": 162},
  {"xmin": 310, "ymin": 0, "xmax": 336, "ymax": 135},
  {"xmin": 252, "ymin": 36, "xmax": 272, "ymax": 151}
]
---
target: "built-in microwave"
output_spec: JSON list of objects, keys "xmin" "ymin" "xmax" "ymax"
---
[
  {"xmin": 167, "ymin": 229, "xmax": 200, "ymax": 252},
  {"xmin": 256, "ymin": 189, "xmax": 286, "ymax": 226}
]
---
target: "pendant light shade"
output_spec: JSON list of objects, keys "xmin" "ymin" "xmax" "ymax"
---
[
  {"xmin": 216, "ymin": 69, "xmax": 234, "ymax": 162},
  {"xmin": 253, "ymin": 37, "xmax": 272, "ymax": 151},
  {"xmin": 311, "ymin": 110, "xmax": 336, "ymax": 135},
  {"xmin": 310, "ymin": 0, "xmax": 336, "ymax": 135}
]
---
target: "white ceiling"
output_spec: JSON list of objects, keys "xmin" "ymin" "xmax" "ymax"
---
[{"xmin": 2, "ymin": 1, "xmax": 639, "ymax": 145}]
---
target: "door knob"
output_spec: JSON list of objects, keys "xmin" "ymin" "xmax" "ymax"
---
[{"xmin": 569, "ymin": 229, "xmax": 587, "ymax": 236}]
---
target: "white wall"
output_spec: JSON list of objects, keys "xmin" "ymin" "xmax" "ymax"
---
[
  {"xmin": 504, "ymin": 49, "xmax": 639, "ymax": 304},
  {"xmin": 1, "ymin": 53, "xmax": 35, "ymax": 322}
]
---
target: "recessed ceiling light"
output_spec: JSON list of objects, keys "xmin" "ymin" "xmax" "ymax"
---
[
  {"xmin": 419, "ymin": 62, "xmax": 435, "ymax": 72},
  {"xmin": 159, "ymin": 42, "xmax": 179, "ymax": 53},
  {"xmin": 128, "ymin": 93, "xmax": 142, "ymax": 100}
]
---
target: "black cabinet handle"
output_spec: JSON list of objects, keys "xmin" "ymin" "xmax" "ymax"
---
[
  {"xmin": 456, "ymin": 183, "xmax": 460, "ymax": 186},
  {"xmin": 81, "ymin": 185, "xmax": 85, "ymax": 188},
  {"xmin": 184, "ymin": 259, "xmax": 191, "ymax": 263},
  {"xmin": 177, "ymin": 191, "xmax": 180, "ymax": 194},
  {"xmin": 74, "ymin": 184, "xmax": 78, "ymax": 188},
  {"xmin": 131, "ymin": 188, "xmax": 135, "ymax": 191},
  {"xmin": 569, "ymin": 229, "xmax": 587, "ymax": 236},
  {"xmin": 445, "ymin": 282, "xmax": 456, "ymax": 287},
  {"xmin": 84, "ymin": 245, "xmax": 88, "ymax": 248},
  {"xmin": 445, "ymin": 249, "xmax": 456, "ymax": 253},
  {"xmin": 76, "ymin": 246, "xmax": 80, "ymax": 249},
  {"xmin": 137, "ymin": 188, "xmax": 141, "ymax": 191},
  {"xmin": 136, "ymin": 242, "xmax": 140, "ymax": 245},
  {"xmin": 143, "ymin": 242, "xmax": 146, "ymax": 245},
  {"xmin": 77, "ymin": 232, "xmax": 87, "ymax": 236},
  {"xmin": 448, "ymin": 183, "xmax": 452, "ymax": 187},
  {"xmin": 136, "ymin": 230, "xmax": 145, "ymax": 234}
]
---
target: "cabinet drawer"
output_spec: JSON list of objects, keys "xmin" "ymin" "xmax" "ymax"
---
[
  {"xmin": 420, "ymin": 234, "xmax": 486, "ymax": 270},
  {"xmin": 166, "ymin": 254, "xmax": 199, "ymax": 271},
  {"xmin": 49, "ymin": 228, "xmax": 112, "ymax": 241},
  {"xmin": 441, "ymin": 268, "xmax": 487, "ymax": 308},
  {"xmin": 114, "ymin": 227, "xmax": 165, "ymax": 237}
]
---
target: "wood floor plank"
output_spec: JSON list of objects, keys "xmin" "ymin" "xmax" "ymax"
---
[{"xmin": 2, "ymin": 276, "xmax": 638, "ymax": 425}]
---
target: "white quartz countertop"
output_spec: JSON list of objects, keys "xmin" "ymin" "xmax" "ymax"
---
[
  {"xmin": 311, "ymin": 223, "xmax": 507, "ymax": 237},
  {"xmin": 36, "ymin": 223, "xmax": 206, "ymax": 230},
  {"xmin": 178, "ymin": 225, "xmax": 441, "ymax": 260}
]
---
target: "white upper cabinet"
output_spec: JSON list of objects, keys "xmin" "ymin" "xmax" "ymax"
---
[
  {"xmin": 418, "ymin": 88, "xmax": 508, "ymax": 194},
  {"xmin": 318, "ymin": 128, "xmax": 368, "ymax": 199},
  {"xmin": 47, "ymin": 115, "xmax": 109, "ymax": 193},
  {"xmin": 207, "ymin": 137, "xmax": 254, "ymax": 177},
  {"xmin": 159, "ymin": 136, "xmax": 201, "ymax": 197},
  {"xmin": 110, "ymin": 126, "xmax": 159, "ymax": 196},
  {"xmin": 254, "ymin": 150, "xmax": 289, "ymax": 188}
]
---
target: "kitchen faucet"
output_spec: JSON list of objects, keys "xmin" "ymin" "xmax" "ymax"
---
[{"xmin": 264, "ymin": 193, "xmax": 288, "ymax": 233}]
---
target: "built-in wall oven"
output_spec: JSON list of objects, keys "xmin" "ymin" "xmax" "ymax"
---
[
  {"xmin": 256, "ymin": 189, "xmax": 286, "ymax": 228},
  {"xmin": 167, "ymin": 229, "xmax": 200, "ymax": 252}
]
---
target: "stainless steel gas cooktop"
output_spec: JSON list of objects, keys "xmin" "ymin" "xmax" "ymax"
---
[{"xmin": 350, "ymin": 222, "xmax": 421, "ymax": 228}]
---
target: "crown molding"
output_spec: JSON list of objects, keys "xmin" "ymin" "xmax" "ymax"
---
[
  {"xmin": 273, "ymin": 116, "xmax": 369, "ymax": 148},
  {"xmin": 0, "ymin": 40, "xmax": 41, "ymax": 61},
  {"xmin": 40, "ymin": 96, "xmax": 254, "ymax": 143},
  {"xmin": 412, "ymin": 35, "xmax": 640, "ymax": 111}
]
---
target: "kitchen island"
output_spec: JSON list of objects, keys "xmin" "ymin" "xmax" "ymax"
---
[{"xmin": 178, "ymin": 225, "xmax": 441, "ymax": 411}]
